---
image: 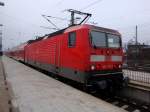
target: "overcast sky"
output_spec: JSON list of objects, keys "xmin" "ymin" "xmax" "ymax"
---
[{"xmin": 0, "ymin": 0, "xmax": 150, "ymax": 49}]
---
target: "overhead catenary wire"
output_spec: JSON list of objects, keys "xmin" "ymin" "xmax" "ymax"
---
[
  {"xmin": 1, "ymin": 12, "xmax": 56, "ymax": 47},
  {"xmin": 80, "ymin": 0, "xmax": 103, "ymax": 11},
  {"xmin": 1, "ymin": 12, "xmax": 53, "ymax": 38},
  {"xmin": 1, "ymin": 12, "xmax": 66, "ymax": 35},
  {"xmin": 0, "ymin": 12, "xmax": 43, "ymax": 29},
  {"xmin": 55, "ymin": 0, "xmax": 65, "ymax": 6},
  {"xmin": 41, "ymin": 1, "xmax": 103, "ymax": 27},
  {"xmin": 73, "ymin": 0, "xmax": 103, "ymax": 24}
]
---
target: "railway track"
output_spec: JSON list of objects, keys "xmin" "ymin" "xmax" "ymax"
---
[
  {"xmin": 59, "ymin": 77, "xmax": 150, "ymax": 112},
  {"xmin": 93, "ymin": 93, "xmax": 150, "ymax": 112},
  {"xmin": 40, "ymin": 72, "xmax": 150, "ymax": 112},
  {"xmin": 19, "ymin": 60, "xmax": 150, "ymax": 112}
]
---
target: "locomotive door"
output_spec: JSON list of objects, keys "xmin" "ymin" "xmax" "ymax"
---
[{"xmin": 55, "ymin": 37, "xmax": 62, "ymax": 73}]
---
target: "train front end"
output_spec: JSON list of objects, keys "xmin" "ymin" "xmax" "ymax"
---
[{"xmin": 86, "ymin": 26, "xmax": 124, "ymax": 90}]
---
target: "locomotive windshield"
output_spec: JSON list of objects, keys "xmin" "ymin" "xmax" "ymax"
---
[
  {"xmin": 90, "ymin": 31, "xmax": 107, "ymax": 47},
  {"xmin": 107, "ymin": 34, "xmax": 121, "ymax": 48},
  {"xmin": 90, "ymin": 31, "xmax": 121, "ymax": 48}
]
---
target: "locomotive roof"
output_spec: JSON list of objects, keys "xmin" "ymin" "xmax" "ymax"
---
[
  {"xmin": 27, "ymin": 28, "xmax": 67, "ymax": 44},
  {"xmin": 64, "ymin": 24, "xmax": 120, "ymax": 35},
  {"xmin": 27, "ymin": 24, "xmax": 120, "ymax": 44},
  {"xmin": 10, "ymin": 42, "xmax": 28, "ymax": 51}
]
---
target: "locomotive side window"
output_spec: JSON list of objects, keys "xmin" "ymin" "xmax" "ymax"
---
[{"xmin": 68, "ymin": 32, "xmax": 76, "ymax": 47}]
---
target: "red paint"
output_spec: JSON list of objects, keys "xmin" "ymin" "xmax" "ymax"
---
[{"xmin": 7, "ymin": 24, "xmax": 123, "ymax": 73}]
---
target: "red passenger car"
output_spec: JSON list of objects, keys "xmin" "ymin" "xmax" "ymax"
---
[
  {"xmin": 8, "ymin": 24, "xmax": 124, "ymax": 90},
  {"xmin": 6, "ymin": 43, "xmax": 27, "ymax": 62}
]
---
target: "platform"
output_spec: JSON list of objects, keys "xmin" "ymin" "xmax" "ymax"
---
[
  {"xmin": 0, "ymin": 57, "xmax": 10, "ymax": 112},
  {"xmin": 2, "ymin": 56, "xmax": 126, "ymax": 112}
]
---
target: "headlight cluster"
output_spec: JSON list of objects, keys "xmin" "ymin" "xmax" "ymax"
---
[
  {"xmin": 91, "ymin": 65, "xmax": 95, "ymax": 70},
  {"xmin": 118, "ymin": 64, "xmax": 122, "ymax": 68},
  {"xmin": 91, "ymin": 64, "xmax": 122, "ymax": 70}
]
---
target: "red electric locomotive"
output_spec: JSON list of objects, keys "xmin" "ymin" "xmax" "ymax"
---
[{"xmin": 7, "ymin": 24, "xmax": 125, "ymax": 90}]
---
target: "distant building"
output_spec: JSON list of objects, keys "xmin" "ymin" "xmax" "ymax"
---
[{"xmin": 126, "ymin": 44, "xmax": 150, "ymax": 67}]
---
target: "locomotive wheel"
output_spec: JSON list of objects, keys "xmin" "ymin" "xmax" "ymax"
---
[{"xmin": 83, "ymin": 80, "xmax": 96, "ymax": 93}]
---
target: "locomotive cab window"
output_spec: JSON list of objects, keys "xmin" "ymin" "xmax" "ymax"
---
[
  {"xmin": 68, "ymin": 32, "xmax": 76, "ymax": 47},
  {"xmin": 107, "ymin": 34, "xmax": 121, "ymax": 48},
  {"xmin": 90, "ymin": 31, "xmax": 107, "ymax": 48}
]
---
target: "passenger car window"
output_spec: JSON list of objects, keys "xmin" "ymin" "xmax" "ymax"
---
[{"xmin": 68, "ymin": 32, "xmax": 76, "ymax": 47}]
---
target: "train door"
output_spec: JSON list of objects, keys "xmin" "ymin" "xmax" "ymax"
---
[
  {"xmin": 24, "ymin": 48, "xmax": 25, "ymax": 62},
  {"xmin": 55, "ymin": 37, "xmax": 62, "ymax": 73}
]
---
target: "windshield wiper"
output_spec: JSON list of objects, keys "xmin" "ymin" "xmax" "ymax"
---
[
  {"xmin": 92, "ymin": 41, "xmax": 97, "ymax": 49},
  {"xmin": 90, "ymin": 34, "xmax": 97, "ymax": 49}
]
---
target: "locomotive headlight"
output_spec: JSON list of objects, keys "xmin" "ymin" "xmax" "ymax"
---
[
  {"xmin": 118, "ymin": 64, "xmax": 122, "ymax": 68},
  {"xmin": 91, "ymin": 65, "xmax": 95, "ymax": 70}
]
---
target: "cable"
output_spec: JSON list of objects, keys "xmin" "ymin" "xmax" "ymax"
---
[
  {"xmin": 55, "ymin": 0, "xmax": 65, "ymax": 6},
  {"xmin": 0, "ymin": 12, "xmax": 41, "ymax": 28},
  {"xmin": 80, "ymin": 0, "xmax": 103, "ymax": 11},
  {"xmin": 47, "ymin": 16, "xmax": 69, "ymax": 21},
  {"xmin": 42, "ymin": 15, "xmax": 60, "ymax": 30},
  {"xmin": 77, "ymin": 0, "xmax": 103, "ymax": 24},
  {"xmin": 40, "ymin": 26, "xmax": 59, "ymax": 30}
]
